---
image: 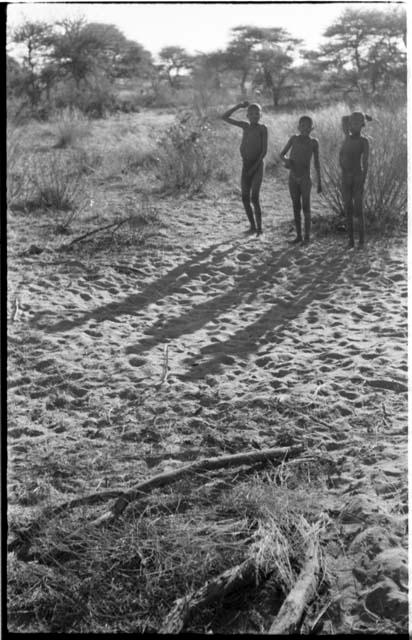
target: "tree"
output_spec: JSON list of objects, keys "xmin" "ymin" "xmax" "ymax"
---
[
  {"xmin": 253, "ymin": 28, "xmax": 301, "ymax": 106},
  {"xmin": 11, "ymin": 20, "xmax": 53, "ymax": 106},
  {"xmin": 311, "ymin": 7, "xmax": 406, "ymax": 96},
  {"xmin": 158, "ymin": 46, "xmax": 190, "ymax": 88},
  {"xmin": 44, "ymin": 19, "xmax": 129, "ymax": 88},
  {"xmin": 226, "ymin": 26, "xmax": 262, "ymax": 95},
  {"xmin": 192, "ymin": 50, "xmax": 229, "ymax": 90},
  {"xmin": 226, "ymin": 26, "xmax": 301, "ymax": 106},
  {"xmin": 112, "ymin": 40, "xmax": 153, "ymax": 78}
]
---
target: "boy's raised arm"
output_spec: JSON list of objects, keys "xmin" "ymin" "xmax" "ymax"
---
[{"xmin": 222, "ymin": 102, "xmax": 249, "ymax": 127}]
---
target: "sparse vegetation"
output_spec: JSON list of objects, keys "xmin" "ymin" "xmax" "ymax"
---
[
  {"xmin": 8, "ymin": 460, "xmax": 328, "ymax": 633},
  {"xmin": 7, "ymin": 5, "xmax": 407, "ymax": 636},
  {"xmin": 156, "ymin": 113, "xmax": 215, "ymax": 193},
  {"xmin": 52, "ymin": 107, "xmax": 89, "ymax": 149}
]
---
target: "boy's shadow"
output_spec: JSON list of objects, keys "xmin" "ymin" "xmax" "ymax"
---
[
  {"xmin": 124, "ymin": 244, "xmax": 300, "ymax": 358},
  {"xmin": 39, "ymin": 238, "xmax": 243, "ymax": 334},
  {"xmin": 178, "ymin": 244, "xmax": 349, "ymax": 381}
]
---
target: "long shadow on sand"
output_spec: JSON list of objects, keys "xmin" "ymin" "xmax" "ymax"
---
[
  {"xmin": 38, "ymin": 238, "xmax": 244, "ymax": 334},
  {"xmin": 178, "ymin": 243, "xmax": 351, "ymax": 381},
  {"xmin": 123, "ymin": 243, "xmax": 301, "ymax": 358}
]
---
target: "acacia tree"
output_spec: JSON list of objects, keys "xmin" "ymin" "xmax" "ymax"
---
[
  {"xmin": 44, "ymin": 19, "xmax": 131, "ymax": 88},
  {"xmin": 158, "ymin": 46, "xmax": 190, "ymax": 87},
  {"xmin": 112, "ymin": 40, "xmax": 153, "ymax": 78},
  {"xmin": 253, "ymin": 28, "xmax": 302, "ymax": 106},
  {"xmin": 226, "ymin": 26, "xmax": 262, "ymax": 95},
  {"xmin": 193, "ymin": 50, "xmax": 229, "ymax": 90},
  {"xmin": 225, "ymin": 26, "xmax": 300, "ymax": 106},
  {"xmin": 310, "ymin": 7, "xmax": 406, "ymax": 96},
  {"xmin": 11, "ymin": 20, "xmax": 53, "ymax": 106}
]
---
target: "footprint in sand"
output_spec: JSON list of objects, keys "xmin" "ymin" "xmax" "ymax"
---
[
  {"xmin": 236, "ymin": 251, "xmax": 253, "ymax": 262},
  {"xmin": 128, "ymin": 356, "xmax": 147, "ymax": 367}
]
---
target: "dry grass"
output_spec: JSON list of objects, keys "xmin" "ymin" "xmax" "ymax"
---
[
  {"xmin": 8, "ymin": 456, "xmax": 328, "ymax": 633},
  {"xmin": 51, "ymin": 107, "xmax": 90, "ymax": 149}
]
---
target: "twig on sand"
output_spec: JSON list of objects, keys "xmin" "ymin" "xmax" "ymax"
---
[
  {"xmin": 90, "ymin": 445, "xmax": 305, "ymax": 526},
  {"xmin": 267, "ymin": 537, "xmax": 321, "ymax": 635},
  {"xmin": 10, "ymin": 297, "xmax": 20, "ymax": 324},
  {"xmin": 159, "ymin": 556, "xmax": 261, "ymax": 634},
  {"xmin": 159, "ymin": 344, "xmax": 169, "ymax": 385},
  {"xmin": 308, "ymin": 597, "xmax": 334, "ymax": 633},
  {"xmin": 61, "ymin": 217, "xmax": 130, "ymax": 249}
]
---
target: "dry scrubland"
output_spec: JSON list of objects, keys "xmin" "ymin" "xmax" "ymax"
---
[{"xmin": 7, "ymin": 103, "xmax": 407, "ymax": 634}]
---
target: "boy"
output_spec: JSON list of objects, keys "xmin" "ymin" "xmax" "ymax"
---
[
  {"xmin": 280, "ymin": 116, "xmax": 322, "ymax": 245},
  {"xmin": 222, "ymin": 101, "xmax": 268, "ymax": 236},
  {"xmin": 339, "ymin": 111, "xmax": 370, "ymax": 248}
]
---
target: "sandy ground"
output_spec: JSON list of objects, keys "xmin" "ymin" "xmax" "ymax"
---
[{"xmin": 8, "ymin": 177, "xmax": 408, "ymax": 632}]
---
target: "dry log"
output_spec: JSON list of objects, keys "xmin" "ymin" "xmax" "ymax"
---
[
  {"xmin": 160, "ymin": 556, "xmax": 259, "ymax": 634},
  {"xmin": 91, "ymin": 444, "xmax": 304, "ymax": 526},
  {"xmin": 63, "ymin": 217, "xmax": 129, "ymax": 248},
  {"xmin": 268, "ymin": 538, "xmax": 320, "ymax": 634}
]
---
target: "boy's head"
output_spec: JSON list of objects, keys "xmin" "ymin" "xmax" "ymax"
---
[
  {"xmin": 341, "ymin": 115, "xmax": 350, "ymax": 136},
  {"xmin": 298, "ymin": 116, "xmax": 313, "ymax": 135},
  {"xmin": 349, "ymin": 111, "xmax": 372, "ymax": 133},
  {"xmin": 247, "ymin": 103, "xmax": 262, "ymax": 124}
]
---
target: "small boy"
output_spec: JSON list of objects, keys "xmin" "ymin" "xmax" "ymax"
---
[
  {"xmin": 222, "ymin": 101, "xmax": 268, "ymax": 235},
  {"xmin": 280, "ymin": 116, "xmax": 322, "ymax": 244},
  {"xmin": 339, "ymin": 111, "xmax": 371, "ymax": 248}
]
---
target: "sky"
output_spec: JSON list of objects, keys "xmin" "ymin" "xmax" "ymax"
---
[{"xmin": 6, "ymin": 1, "xmax": 403, "ymax": 58}]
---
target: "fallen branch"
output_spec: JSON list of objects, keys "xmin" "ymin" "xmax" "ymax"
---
[
  {"xmin": 159, "ymin": 556, "xmax": 260, "ymax": 634},
  {"xmin": 268, "ymin": 538, "xmax": 320, "ymax": 634},
  {"xmin": 61, "ymin": 217, "xmax": 130, "ymax": 249},
  {"xmin": 159, "ymin": 344, "xmax": 169, "ymax": 385},
  {"xmin": 91, "ymin": 444, "xmax": 304, "ymax": 526},
  {"xmin": 8, "ymin": 489, "xmax": 123, "ymax": 557}
]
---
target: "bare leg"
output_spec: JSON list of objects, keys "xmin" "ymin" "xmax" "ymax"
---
[
  {"xmin": 353, "ymin": 176, "xmax": 365, "ymax": 246},
  {"xmin": 301, "ymin": 176, "xmax": 312, "ymax": 242},
  {"xmin": 342, "ymin": 176, "xmax": 354, "ymax": 247},
  {"xmin": 289, "ymin": 176, "xmax": 302, "ymax": 241},
  {"xmin": 251, "ymin": 162, "xmax": 264, "ymax": 234},
  {"xmin": 241, "ymin": 166, "xmax": 256, "ymax": 231}
]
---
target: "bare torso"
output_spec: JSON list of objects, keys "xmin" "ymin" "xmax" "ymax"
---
[
  {"xmin": 340, "ymin": 135, "xmax": 367, "ymax": 175},
  {"xmin": 240, "ymin": 123, "xmax": 266, "ymax": 167},
  {"xmin": 289, "ymin": 135, "xmax": 317, "ymax": 178}
]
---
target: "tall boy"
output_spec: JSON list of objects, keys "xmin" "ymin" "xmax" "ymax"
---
[
  {"xmin": 339, "ymin": 111, "xmax": 370, "ymax": 248},
  {"xmin": 222, "ymin": 101, "xmax": 268, "ymax": 235},
  {"xmin": 280, "ymin": 116, "xmax": 322, "ymax": 244}
]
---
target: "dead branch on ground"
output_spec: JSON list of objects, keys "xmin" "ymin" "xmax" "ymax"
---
[
  {"xmin": 60, "ymin": 217, "xmax": 130, "ymax": 249},
  {"xmin": 267, "ymin": 538, "xmax": 321, "ymax": 634},
  {"xmin": 91, "ymin": 444, "xmax": 305, "ymax": 526},
  {"xmin": 159, "ymin": 556, "xmax": 260, "ymax": 634}
]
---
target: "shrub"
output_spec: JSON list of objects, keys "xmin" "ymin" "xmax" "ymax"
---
[
  {"xmin": 28, "ymin": 151, "xmax": 87, "ymax": 211},
  {"xmin": 9, "ymin": 150, "xmax": 89, "ymax": 216},
  {"xmin": 315, "ymin": 103, "xmax": 407, "ymax": 231},
  {"xmin": 156, "ymin": 112, "xmax": 215, "ymax": 193},
  {"xmin": 7, "ymin": 125, "xmax": 31, "ymax": 205},
  {"xmin": 52, "ymin": 107, "xmax": 89, "ymax": 148}
]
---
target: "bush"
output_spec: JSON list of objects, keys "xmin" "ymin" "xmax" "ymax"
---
[
  {"xmin": 27, "ymin": 150, "xmax": 87, "ymax": 211},
  {"xmin": 315, "ymin": 103, "xmax": 407, "ymax": 231},
  {"xmin": 7, "ymin": 125, "xmax": 31, "ymax": 204},
  {"xmin": 8, "ymin": 149, "xmax": 88, "ymax": 217},
  {"xmin": 156, "ymin": 112, "xmax": 215, "ymax": 193},
  {"xmin": 52, "ymin": 107, "xmax": 89, "ymax": 148}
]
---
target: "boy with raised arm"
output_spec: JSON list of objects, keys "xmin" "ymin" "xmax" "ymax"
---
[
  {"xmin": 222, "ymin": 101, "xmax": 268, "ymax": 236},
  {"xmin": 280, "ymin": 116, "xmax": 322, "ymax": 245},
  {"xmin": 339, "ymin": 111, "xmax": 371, "ymax": 248}
]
